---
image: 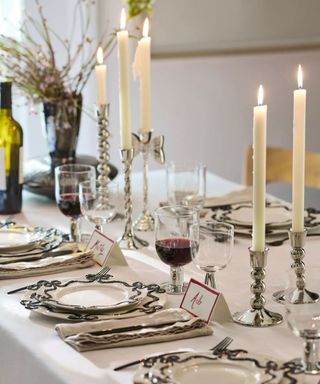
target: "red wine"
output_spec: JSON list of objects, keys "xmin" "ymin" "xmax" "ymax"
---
[
  {"xmin": 58, "ymin": 193, "xmax": 81, "ymax": 218},
  {"xmin": 155, "ymin": 238, "xmax": 195, "ymax": 267}
]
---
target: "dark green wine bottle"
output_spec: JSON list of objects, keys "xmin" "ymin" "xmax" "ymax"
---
[{"xmin": 0, "ymin": 82, "xmax": 23, "ymax": 214}]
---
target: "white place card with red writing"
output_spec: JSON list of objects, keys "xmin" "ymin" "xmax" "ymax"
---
[
  {"xmin": 86, "ymin": 230, "xmax": 127, "ymax": 267},
  {"xmin": 180, "ymin": 278, "xmax": 232, "ymax": 323}
]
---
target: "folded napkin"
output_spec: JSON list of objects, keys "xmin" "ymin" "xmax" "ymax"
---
[
  {"xmin": 0, "ymin": 243, "xmax": 94, "ymax": 279},
  {"xmin": 203, "ymin": 187, "xmax": 252, "ymax": 208},
  {"xmin": 55, "ymin": 308, "xmax": 212, "ymax": 352}
]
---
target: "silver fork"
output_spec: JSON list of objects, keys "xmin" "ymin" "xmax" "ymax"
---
[
  {"xmin": 210, "ymin": 336, "xmax": 233, "ymax": 354},
  {"xmin": 87, "ymin": 265, "xmax": 111, "ymax": 280},
  {"xmin": 113, "ymin": 336, "xmax": 233, "ymax": 371}
]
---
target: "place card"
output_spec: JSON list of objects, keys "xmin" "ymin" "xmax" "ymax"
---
[
  {"xmin": 180, "ymin": 278, "xmax": 232, "ymax": 323},
  {"xmin": 86, "ymin": 230, "xmax": 128, "ymax": 266}
]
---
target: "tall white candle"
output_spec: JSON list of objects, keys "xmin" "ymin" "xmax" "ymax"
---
[
  {"xmin": 117, "ymin": 8, "xmax": 132, "ymax": 149},
  {"xmin": 95, "ymin": 47, "xmax": 107, "ymax": 105},
  {"xmin": 252, "ymin": 85, "xmax": 267, "ymax": 252},
  {"xmin": 133, "ymin": 18, "xmax": 151, "ymax": 133},
  {"xmin": 292, "ymin": 65, "xmax": 306, "ymax": 232}
]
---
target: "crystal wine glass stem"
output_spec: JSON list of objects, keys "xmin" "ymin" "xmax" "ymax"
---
[
  {"xmin": 303, "ymin": 338, "xmax": 320, "ymax": 374},
  {"xmin": 70, "ymin": 218, "xmax": 81, "ymax": 242},
  {"xmin": 170, "ymin": 266, "xmax": 184, "ymax": 289},
  {"xmin": 205, "ymin": 271, "xmax": 217, "ymax": 289}
]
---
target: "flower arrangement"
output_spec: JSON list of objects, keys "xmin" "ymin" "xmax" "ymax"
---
[{"xmin": 0, "ymin": 0, "xmax": 153, "ymax": 107}]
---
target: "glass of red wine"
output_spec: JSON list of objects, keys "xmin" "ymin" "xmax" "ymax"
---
[
  {"xmin": 154, "ymin": 206, "xmax": 200, "ymax": 294},
  {"xmin": 55, "ymin": 164, "xmax": 96, "ymax": 242}
]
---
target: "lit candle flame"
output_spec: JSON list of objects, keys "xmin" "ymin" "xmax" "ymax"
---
[
  {"xmin": 120, "ymin": 8, "xmax": 126, "ymax": 30},
  {"xmin": 298, "ymin": 64, "xmax": 303, "ymax": 89},
  {"xmin": 143, "ymin": 18, "xmax": 149, "ymax": 38},
  {"xmin": 258, "ymin": 85, "xmax": 264, "ymax": 106},
  {"xmin": 97, "ymin": 46, "xmax": 103, "ymax": 64}
]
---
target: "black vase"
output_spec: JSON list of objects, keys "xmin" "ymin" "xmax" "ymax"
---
[
  {"xmin": 43, "ymin": 93, "xmax": 82, "ymax": 172},
  {"xmin": 24, "ymin": 93, "xmax": 118, "ymax": 199}
]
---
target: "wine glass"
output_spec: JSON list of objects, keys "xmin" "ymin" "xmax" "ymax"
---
[
  {"xmin": 79, "ymin": 180, "xmax": 119, "ymax": 233},
  {"xmin": 166, "ymin": 162, "xmax": 206, "ymax": 208},
  {"xmin": 55, "ymin": 164, "xmax": 96, "ymax": 242},
  {"xmin": 285, "ymin": 267, "xmax": 320, "ymax": 375},
  {"xmin": 191, "ymin": 220, "xmax": 234, "ymax": 289},
  {"xmin": 154, "ymin": 205, "xmax": 200, "ymax": 295}
]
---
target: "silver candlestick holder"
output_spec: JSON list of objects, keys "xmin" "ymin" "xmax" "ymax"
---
[
  {"xmin": 273, "ymin": 229, "xmax": 319, "ymax": 304},
  {"xmin": 96, "ymin": 104, "xmax": 110, "ymax": 189},
  {"xmin": 233, "ymin": 247, "xmax": 283, "ymax": 327},
  {"xmin": 132, "ymin": 131, "xmax": 165, "ymax": 232},
  {"xmin": 117, "ymin": 148, "xmax": 149, "ymax": 250}
]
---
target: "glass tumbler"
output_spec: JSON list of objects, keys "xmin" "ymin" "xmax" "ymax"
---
[
  {"xmin": 192, "ymin": 220, "xmax": 234, "ymax": 289},
  {"xmin": 166, "ymin": 162, "xmax": 206, "ymax": 208}
]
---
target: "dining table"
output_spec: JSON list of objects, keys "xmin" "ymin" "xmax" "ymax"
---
[{"xmin": 0, "ymin": 169, "xmax": 318, "ymax": 384}]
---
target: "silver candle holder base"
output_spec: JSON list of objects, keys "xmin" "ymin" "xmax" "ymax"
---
[
  {"xmin": 133, "ymin": 131, "xmax": 165, "ymax": 232},
  {"xmin": 273, "ymin": 229, "xmax": 319, "ymax": 304},
  {"xmin": 233, "ymin": 248, "xmax": 283, "ymax": 327},
  {"xmin": 117, "ymin": 148, "xmax": 148, "ymax": 250}
]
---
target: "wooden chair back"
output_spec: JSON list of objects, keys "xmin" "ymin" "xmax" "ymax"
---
[{"xmin": 244, "ymin": 146, "xmax": 320, "ymax": 189}]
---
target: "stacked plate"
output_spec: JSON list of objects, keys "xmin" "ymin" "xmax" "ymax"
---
[
  {"xmin": 0, "ymin": 224, "xmax": 63, "ymax": 261},
  {"xmin": 208, "ymin": 201, "xmax": 320, "ymax": 244},
  {"xmin": 0, "ymin": 224, "xmax": 94, "ymax": 278},
  {"xmin": 133, "ymin": 350, "xmax": 303, "ymax": 384},
  {"xmin": 21, "ymin": 278, "xmax": 167, "ymax": 321}
]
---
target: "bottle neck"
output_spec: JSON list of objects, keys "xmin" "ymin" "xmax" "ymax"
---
[
  {"xmin": 0, "ymin": 108, "xmax": 12, "ymax": 118},
  {"xmin": 0, "ymin": 82, "xmax": 12, "ymax": 110}
]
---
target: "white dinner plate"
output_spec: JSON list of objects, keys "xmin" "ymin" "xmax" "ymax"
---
[
  {"xmin": 133, "ymin": 351, "xmax": 302, "ymax": 384},
  {"xmin": 21, "ymin": 279, "xmax": 167, "ymax": 321},
  {"xmin": 0, "ymin": 226, "xmax": 45, "ymax": 252},
  {"xmin": 0, "ymin": 225, "xmax": 61, "ymax": 253},
  {"xmin": 43, "ymin": 280, "xmax": 148, "ymax": 313}
]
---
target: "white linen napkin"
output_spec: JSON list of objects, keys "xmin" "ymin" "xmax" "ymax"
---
[
  {"xmin": 55, "ymin": 308, "xmax": 213, "ymax": 352},
  {"xmin": 203, "ymin": 187, "xmax": 252, "ymax": 208},
  {"xmin": 0, "ymin": 243, "xmax": 94, "ymax": 279}
]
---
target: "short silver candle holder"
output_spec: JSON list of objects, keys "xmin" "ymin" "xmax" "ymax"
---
[
  {"xmin": 117, "ymin": 148, "xmax": 149, "ymax": 250},
  {"xmin": 96, "ymin": 104, "xmax": 110, "ymax": 189},
  {"xmin": 272, "ymin": 229, "xmax": 319, "ymax": 304},
  {"xmin": 132, "ymin": 131, "xmax": 165, "ymax": 232},
  {"xmin": 233, "ymin": 247, "xmax": 283, "ymax": 327}
]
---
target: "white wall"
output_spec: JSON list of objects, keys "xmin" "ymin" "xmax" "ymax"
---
[
  {"xmin": 13, "ymin": 1, "xmax": 320, "ymax": 208},
  {"xmin": 150, "ymin": 50, "xmax": 320, "ymax": 207}
]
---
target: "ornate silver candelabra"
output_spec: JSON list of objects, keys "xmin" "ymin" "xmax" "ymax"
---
[
  {"xmin": 118, "ymin": 148, "xmax": 149, "ymax": 250},
  {"xmin": 233, "ymin": 248, "xmax": 283, "ymax": 327},
  {"xmin": 273, "ymin": 229, "xmax": 319, "ymax": 304},
  {"xmin": 96, "ymin": 104, "xmax": 110, "ymax": 189},
  {"xmin": 132, "ymin": 131, "xmax": 165, "ymax": 232}
]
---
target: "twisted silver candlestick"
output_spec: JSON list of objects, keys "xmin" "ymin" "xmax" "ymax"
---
[
  {"xmin": 273, "ymin": 229, "xmax": 319, "ymax": 304},
  {"xmin": 233, "ymin": 247, "xmax": 283, "ymax": 327},
  {"xmin": 132, "ymin": 132, "xmax": 165, "ymax": 232},
  {"xmin": 118, "ymin": 149, "xmax": 149, "ymax": 250},
  {"xmin": 96, "ymin": 104, "xmax": 110, "ymax": 189}
]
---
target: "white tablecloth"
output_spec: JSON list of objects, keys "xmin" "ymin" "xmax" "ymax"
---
[{"xmin": 0, "ymin": 170, "xmax": 317, "ymax": 383}]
